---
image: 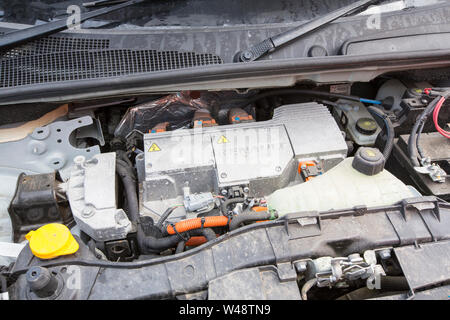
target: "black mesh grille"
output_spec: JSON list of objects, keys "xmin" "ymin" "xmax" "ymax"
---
[
  {"xmin": 0, "ymin": 36, "xmax": 223, "ymax": 88},
  {"xmin": 2, "ymin": 37, "xmax": 111, "ymax": 58}
]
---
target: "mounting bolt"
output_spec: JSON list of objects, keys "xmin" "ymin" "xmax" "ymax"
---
[
  {"xmin": 81, "ymin": 206, "xmax": 95, "ymax": 218},
  {"xmin": 379, "ymin": 249, "xmax": 391, "ymax": 260},
  {"xmin": 243, "ymin": 187, "xmax": 250, "ymax": 193},
  {"xmin": 221, "ymin": 189, "xmax": 228, "ymax": 196},
  {"xmin": 73, "ymin": 155, "xmax": 85, "ymax": 170},
  {"xmin": 241, "ymin": 51, "xmax": 253, "ymax": 61},
  {"xmin": 294, "ymin": 261, "xmax": 308, "ymax": 273},
  {"xmin": 220, "ymin": 172, "xmax": 227, "ymax": 179}
]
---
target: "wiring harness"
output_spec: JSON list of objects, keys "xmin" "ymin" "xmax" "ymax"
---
[
  {"xmin": 432, "ymin": 95, "xmax": 450, "ymax": 139},
  {"xmin": 407, "ymin": 88, "xmax": 449, "ymax": 182}
]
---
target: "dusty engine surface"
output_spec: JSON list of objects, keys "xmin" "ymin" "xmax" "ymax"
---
[{"xmin": 139, "ymin": 102, "xmax": 348, "ymax": 222}]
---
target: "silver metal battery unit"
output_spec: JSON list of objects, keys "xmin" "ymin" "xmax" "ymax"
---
[{"xmin": 141, "ymin": 103, "xmax": 348, "ymax": 223}]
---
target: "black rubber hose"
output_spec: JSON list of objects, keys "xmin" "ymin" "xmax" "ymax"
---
[
  {"xmin": 155, "ymin": 207, "xmax": 177, "ymax": 231},
  {"xmin": 175, "ymin": 241, "xmax": 185, "ymax": 254},
  {"xmin": 189, "ymin": 228, "xmax": 216, "ymax": 242},
  {"xmin": 140, "ymin": 228, "xmax": 216, "ymax": 254},
  {"xmin": 229, "ymin": 89, "xmax": 364, "ymax": 105},
  {"xmin": 116, "ymin": 155, "xmax": 188, "ymax": 253},
  {"xmin": 116, "ymin": 161, "xmax": 140, "ymax": 223},
  {"xmin": 136, "ymin": 223, "xmax": 187, "ymax": 253},
  {"xmin": 229, "ymin": 210, "xmax": 275, "ymax": 231},
  {"xmin": 220, "ymin": 197, "xmax": 245, "ymax": 215},
  {"xmin": 0, "ymin": 274, "xmax": 6, "ymax": 294},
  {"xmin": 367, "ymin": 106, "xmax": 395, "ymax": 160},
  {"xmin": 416, "ymin": 121, "xmax": 426, "ymax": 159},
  {"xmin": 116, "ymin": 149, "xmax": 133, "ymax": 167}
]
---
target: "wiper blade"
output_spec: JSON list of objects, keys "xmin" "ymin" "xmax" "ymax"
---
[
  {"xmin": 234, "ymin": 0, "xmax": 381, "ymax": 62},
  {"xmin": 0, "ymin": 0, "xmax": 144, "ymax": 52}
]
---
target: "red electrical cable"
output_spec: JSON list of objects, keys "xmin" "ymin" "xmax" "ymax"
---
[{"xmin": 433, "ymin": 96, "xmax": 450, "ymax": 139}]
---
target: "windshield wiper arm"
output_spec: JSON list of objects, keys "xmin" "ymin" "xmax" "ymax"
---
[
  {"xmin": 234, "ymin": 0, "xmax": 381, "ymax": 62},
  {"xmin": 0, "ymin": 0, "xmax": 144, "ymax": 52}
]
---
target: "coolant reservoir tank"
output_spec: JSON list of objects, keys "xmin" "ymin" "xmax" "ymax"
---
[{"xmin": 267, "ymin": 158, "xmax": 418, "ymax": 217}]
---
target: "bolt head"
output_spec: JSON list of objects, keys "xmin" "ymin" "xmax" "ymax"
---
[
  {"xmin": 379, "ymin": 250, "xmax": 391, "ymax": 260},
  {"xmin": 81, "ymin": 206, "xmax": 94, "ymax": 218},
  {"xmin": 294, "ymin": 261, "xmax": 308, "ymax": 273},
  {"xmin": 242, "ymin": 51, "xmax": 253, "ymax": 61},
  {"xmin": 73, "ymin": 155, "xmax": 86, "ymax": 169}
]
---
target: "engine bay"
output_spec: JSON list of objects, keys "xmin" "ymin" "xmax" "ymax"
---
[{"xmin": 0, "ymin": 72, "xmax": 449, "ymax": 300}]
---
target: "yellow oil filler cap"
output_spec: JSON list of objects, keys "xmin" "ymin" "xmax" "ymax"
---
[{"xmin": 25, "ymin": 223, "xmax": 79, "ymax": 259}]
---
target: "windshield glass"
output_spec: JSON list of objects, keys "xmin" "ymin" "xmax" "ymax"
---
[{"xmin": 0, "ymin": 0, "xmax": 447, "ymax": 29}]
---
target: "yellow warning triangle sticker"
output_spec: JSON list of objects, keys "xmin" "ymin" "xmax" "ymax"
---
[
  {"xmin": 148, "ymin": 143, "xmax": 161, "ymax": 152},
  {"xmin": 217, "ymin": 135, "xmax": 229, "ymax": 144}
]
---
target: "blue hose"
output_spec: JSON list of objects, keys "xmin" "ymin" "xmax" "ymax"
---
[{"xmin": 360, "ymin": 98, "xmax": 382, "ymax": 105}]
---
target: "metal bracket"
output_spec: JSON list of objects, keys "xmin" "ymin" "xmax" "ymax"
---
[
  {"xmin": 0, "ymin": 116, "xmax": 103, "ymax": 242},
  {"xmin": 65, "ymin": 153, "xmax": 132, "ymax": 242},
  {"xmin": 415, "ymin": 157, "xmax": 447, "ymax": 183},
  {"xmin": 0, "ymin": 116, "xmax": 103, "ymax": 181}
]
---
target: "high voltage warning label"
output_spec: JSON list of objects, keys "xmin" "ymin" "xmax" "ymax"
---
[
  {"xmin": 148, "ymin": 143, "xmax": 161, "ymax": 152},
  {"xmin": 217, "ymin": 135, "xmax": 229, "ymax": 144}
]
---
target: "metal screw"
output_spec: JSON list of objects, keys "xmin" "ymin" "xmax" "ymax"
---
[
  {"xmin": 379, "ymin": 249, "xmax": 391, "ymax": 260},
  {"xmin": 221, "ymin": 189, "xmax": 228, "ymax": 196},
  {"xmin": 220, "ymin": 172, "xmax": 227, "ymax": 178},
  {"xmin": 242, "ymin": 51, "xmax": 253, "ymax": 61},
  {"xmin": 243, "ymin": 187, "xmax": 250, "ymax": 193}
]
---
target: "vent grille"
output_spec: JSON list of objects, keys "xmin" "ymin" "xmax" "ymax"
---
[
  {"xmin": 2, "ymin": 37, "xmax": 111, "ymax": 58},
  {"xmin": 0, "ymin": 36, "xmax": 223, "ymax": 88}
]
